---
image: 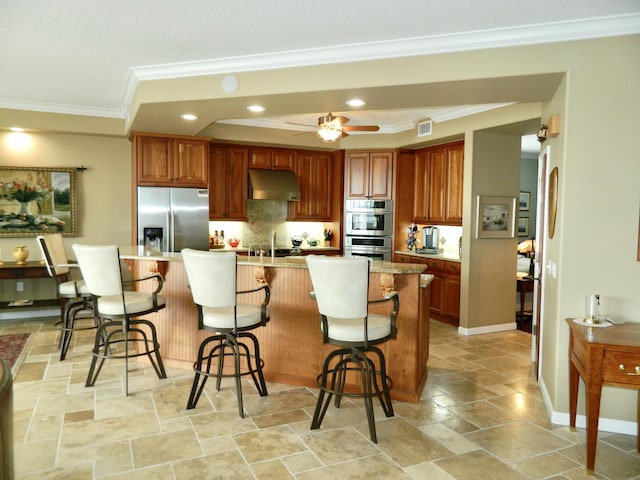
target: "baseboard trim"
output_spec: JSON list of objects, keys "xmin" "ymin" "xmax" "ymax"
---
[
  {"xmin": 458, "ymin": 322, "xmax": 517, "ymax": 336},
  {"xmin": 539, "ymin": 376, "xmax": 638, "ymax": 436},
  {"xmin": 0, "ymin": 308, "xmax": 59, "ymax": 320}
]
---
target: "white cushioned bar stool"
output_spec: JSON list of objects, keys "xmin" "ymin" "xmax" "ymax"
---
[
  {"xmin": 306, "ymin": 255, "xmax": 399, "ymax": 443},
  {"xmin": 37, "ymin": 234, "xmax": 96, "ymax": 361},
  {"xmin": 182, "ymin": 249, "xmax": 270, "ymax": 417},
  {"xmin": 72, "ymin": 244, "xmax": 167, "ymax": 395}
]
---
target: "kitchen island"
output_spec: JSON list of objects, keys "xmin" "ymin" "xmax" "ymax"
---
[{"xmin": 120, "ymin": 248, "xmax": 431, "ymax": 402}]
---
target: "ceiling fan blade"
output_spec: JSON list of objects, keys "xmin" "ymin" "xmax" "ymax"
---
[
  {"xmin": 342, "ymin": 125, "xmax": 380, "ymax": 132},
  {"xmin": 286, "ymin": 121, "xmax": 316, "ymax": 128}
]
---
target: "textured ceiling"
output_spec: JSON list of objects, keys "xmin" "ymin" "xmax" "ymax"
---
[{"xmin": 1, "ymin": 1, "xmax": 638, "ymax": 148}]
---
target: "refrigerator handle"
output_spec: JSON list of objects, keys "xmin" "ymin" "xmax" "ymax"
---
[{"xmin": 167, "ymin": 210, "xmax": 174, "ymax": 252}]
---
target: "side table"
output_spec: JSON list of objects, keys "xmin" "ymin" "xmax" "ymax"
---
[{"xmin": 566, "ymin": 318, "xmax": 640, "ymax": 472}]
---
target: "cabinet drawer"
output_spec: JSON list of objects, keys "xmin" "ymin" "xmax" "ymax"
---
[
  {"xmin": 424, "ymin": 258, "xmax": 444, "ymax": 273},
  {"xmin": 444, "ymin": 261, "xmax": 461, "ymax": 276},
  {"xmin": 603, "ymin": 350, "xmax": 640, "ymax": 386}
]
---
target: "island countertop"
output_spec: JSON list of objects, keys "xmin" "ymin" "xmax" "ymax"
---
[{"xmin": 119, "ymin": 246, "xmax": 427, "ymax": 274}]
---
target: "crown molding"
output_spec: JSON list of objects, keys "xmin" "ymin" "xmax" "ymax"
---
[{"xmin": 3, "ymin": 13, "xmax": 638, "ymax": 119}]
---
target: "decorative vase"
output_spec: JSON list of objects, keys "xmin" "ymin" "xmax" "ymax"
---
[
  {"xmin": 18, "ymin": 201, "xmax": 32, "ymax": 216},
  {"xmin": 13, "ymin": 245, "xmax": 29, "ymax": 265}
]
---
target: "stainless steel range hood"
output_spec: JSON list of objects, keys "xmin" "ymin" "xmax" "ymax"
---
[{"xmin": 248, "ymin": 169, "xmax": 301, "ymax": 201}]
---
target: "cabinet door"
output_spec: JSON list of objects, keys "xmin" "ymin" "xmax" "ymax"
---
[
  {"xmin": 136, "ymin": 136, "xmax": 173, "ymax": 185},
  {"xmin": 209, "ymin": 147, "xmax": 248, "ymax": 220},
  {"xmin": 208, "ymin": 147, "xmax": 228, "ymax": 219},
  {"xmin": 413, "ymin": 150, "xmax": 430, "ymax": 222},
  {"xmin": 345, "ymin": 152, "xmax": 370, "ymax": 199},
  {"xmin": 290, "ymin": 151, "xmax": 332, "ymax": 220},
  {"xmin": 428, "ymin": 146, "xmax": 447, "ymax": 223},
  {"xmin": 426, "ymin": 259, "xmax": 444, "ymax": 317},
  {"xmin": 445, "ymin": 143, "xmax": 464, "ymax": 225},
  {"xmin": 443, "ymin": 261, "xmax": 461, "ymax": 322},
  {"xmin": 368, "ymin": 152, "xmax": 394, "ymax": 199},
  {"xmin": 272, "ymin": 149, "xmax": 294, "ymax": 170},
  {"xmin": 225, "ymin": 148, "xmax": 249, "ymax": 220},
  {"xmin": 249, "ymin": 148, "xmax": 272, "ymax": 169},
  {"xmin": 173, "ymin": 139, "xmax": 208, "ymax": 186}
]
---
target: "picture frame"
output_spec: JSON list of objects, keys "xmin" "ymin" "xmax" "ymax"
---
[
  {"xmin": 518, "ymin": 217, "xmax": 529, "ymax": 237},
  {"xmin": 475, "ymin": 195, "xmax": 516, "ymax": 239},
  {"xmin": 548, "ymin": 167, "xmax": 558, "ymax": 239},
  {"xmin": 519, "ymin": 191, "xmax": 530, "ymax": 211},
  {"xmin": 0, "ymin": 166, "xmax": 78, "ymax": 237}
]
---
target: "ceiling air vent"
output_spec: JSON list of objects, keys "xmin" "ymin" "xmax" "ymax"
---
[{"xmin": 417, "ymin": 120, "xmax": 432, "ymax": 137}]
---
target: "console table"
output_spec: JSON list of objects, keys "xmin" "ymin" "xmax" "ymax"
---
[
  {"xmin": 566, "ymin": 318, "xmax": 640, "ymax": 472},
  {"xmin": 0, "ymin": 261, "xmax": 58, "ymax": 309}
]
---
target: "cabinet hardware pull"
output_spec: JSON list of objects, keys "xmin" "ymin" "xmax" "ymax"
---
[{"xmin": 619, "ymin": 364, "xmax": 640, "ymax": 375}]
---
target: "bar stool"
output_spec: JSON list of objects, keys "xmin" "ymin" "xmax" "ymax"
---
[
  {"xmin": 181, "ymin": 249, "xmax": 270, "ymax": 417},
  {"xmin": 37, "ymin": 234, "xmax": 95, "ymax": 360},
  {"xmin": 306, "ymin": 255, "xmax": 399, "ymax": 443},
  {"xmin": 72, "ymin": 244, "xmax": 167, "ymax": 395}
]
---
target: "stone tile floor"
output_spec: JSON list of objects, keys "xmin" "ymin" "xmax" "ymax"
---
[{"xmin": 4, "ymin": 316, "xmax": 639, "ymax": 479}]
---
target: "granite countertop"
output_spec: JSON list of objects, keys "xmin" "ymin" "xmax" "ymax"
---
[
  {"xmin": 394, "ymin": 250, "xmax": 462, "ymax": 263},
  {"xmin": 119, "ymin": 246, "xmax": 426, "ymax": 274}
]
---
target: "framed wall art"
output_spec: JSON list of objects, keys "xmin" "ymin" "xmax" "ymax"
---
[
  {"xmin": 519, "ymin": 191, "xmax": 530, "ymax": 211},
  {"xmin": 548, "ymin": 167, "xmax": 558, "ymax": 239},
  {"xmin": 476, "ymin": 195, "xmax": 516, "ymax": 239},
  {"xmin": 518, "ymin": 217, "xmax": 530, "ymax": 237},
  {"xmin": 0, "ymin": 166, "xmax": 77, "ymax": 237}
]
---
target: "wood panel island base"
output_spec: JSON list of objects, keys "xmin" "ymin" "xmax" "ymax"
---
[{"xmin": 121, "ymin": 249, "xmax": 430, "ymax": 403}]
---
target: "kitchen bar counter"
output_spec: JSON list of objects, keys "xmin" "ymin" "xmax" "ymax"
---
[
  {"xmin": 395, "ymin": 250, "xmax": 461, "ymax": 263},
  {"xmin": 121, "ymin": 247, "xmax": 431, "ymax": 402}
]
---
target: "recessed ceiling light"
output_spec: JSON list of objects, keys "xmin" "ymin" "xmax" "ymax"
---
[
  {"xmin": 346, "ymin": 99, "xmax": 366, "ymax": 107},
  {"xmin": 10, "ymin": 127, "xmax": 24, "ymax": 132},
  {"xmin": 181, "ymin": 114, "xmax": 198, "ymax": 121},
  {"xmin": 247, "ymin": 105, "xmax": 265, "ymax": 113}
]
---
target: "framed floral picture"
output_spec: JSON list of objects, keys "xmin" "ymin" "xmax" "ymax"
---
[{"xmin": 0, "ymin": 166, "xmax": 77, "ymax": 237}]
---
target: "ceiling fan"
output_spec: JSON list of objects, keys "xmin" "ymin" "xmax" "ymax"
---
[{"xmin": 287, "ymin": 113, "xmax": 380, "ymax": 143}]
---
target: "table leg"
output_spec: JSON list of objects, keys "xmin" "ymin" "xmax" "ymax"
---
[
  {"xmin": 568, "ymin": 358, "xmax": 578, "ymax": 429},
  {"xmin": 585, "ymin": 377, "xmax": 603, "ymax": 472}
]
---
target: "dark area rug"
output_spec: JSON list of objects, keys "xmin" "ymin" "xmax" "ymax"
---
[{"xmin": 0, "ymin": 333, "xmax": 31, "ymax": 373}]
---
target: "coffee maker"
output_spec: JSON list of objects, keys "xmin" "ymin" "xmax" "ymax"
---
[{"xmin": 419, "ymin": 226, "xmax": 440, "ymax": 254}]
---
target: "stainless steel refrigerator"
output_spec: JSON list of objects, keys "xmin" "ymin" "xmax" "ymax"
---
[{"xmin": 137, "ymin": 187, "xmax": 209, "ymax": 252}]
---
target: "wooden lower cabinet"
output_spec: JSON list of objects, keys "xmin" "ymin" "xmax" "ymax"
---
[{"xmin": 394, "ymin": 254, "xmax": 460, "ymax": 326}]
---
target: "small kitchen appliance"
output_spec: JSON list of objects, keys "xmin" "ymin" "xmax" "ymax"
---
[{"xmin": 417, "ymin": 226, "xmax": 440, "ymax": 254}]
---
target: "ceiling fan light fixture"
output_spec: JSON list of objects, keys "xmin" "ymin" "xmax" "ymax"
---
[
  {"xmin": 247, "ymin": 105, "xmax": 265, "ymax": 113},
  {"xmin": 317, "ymin": 125, "xmax": 343, "ymax": 143}
]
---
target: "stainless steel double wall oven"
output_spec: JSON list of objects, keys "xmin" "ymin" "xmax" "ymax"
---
[{"xmin": 344, "ymin": 199, "xmax": 393, "ymax": 261}]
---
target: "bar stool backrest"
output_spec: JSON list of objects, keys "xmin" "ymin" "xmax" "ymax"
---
[
  {"xmin": 306, "ymin": 255, "xmax": 369, "ymax": 320},
  {"xmin": 38, "ymin": 234, "xmax": 71, "ymax": 278},
  {"xmin": 72, "ymin": 244, "xmax": 123, "ymax": 297},
  {"xmin": 182, "ymin": 249, "xmax": 237, "ymax": 308}
]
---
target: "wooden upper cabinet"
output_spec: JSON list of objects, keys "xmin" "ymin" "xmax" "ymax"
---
[
  {"xmin": 427, "ymin": 146, "xmax": 448, "ymax": 224},
  {"xmin": 412, "ymin": 140, "xmax": 464, "ymax": 226},
  {"xmin": 135, "ymin": 134, "xmax": 209, "ymax": 187},
  {"xmin": 249, "ymin": 147, "xmax": 294, "ymax": 170},
  {"xmin": 209, "ymin": 146, "xmax": 248, "ymax": 220},
  {"xmin": 444, "ymin": 142, "xmax": 464, "ymax": 225},
  {"xmin": 413, "ymin": 150, "xmax": 430, "ymax": 222},
  {"xmin": 289, "ymin": 151, "xmax": 333, "ymax": 221},
  {"xmin": 345, "ymin": 151, "xmax": 394, "ymax": 199}
]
